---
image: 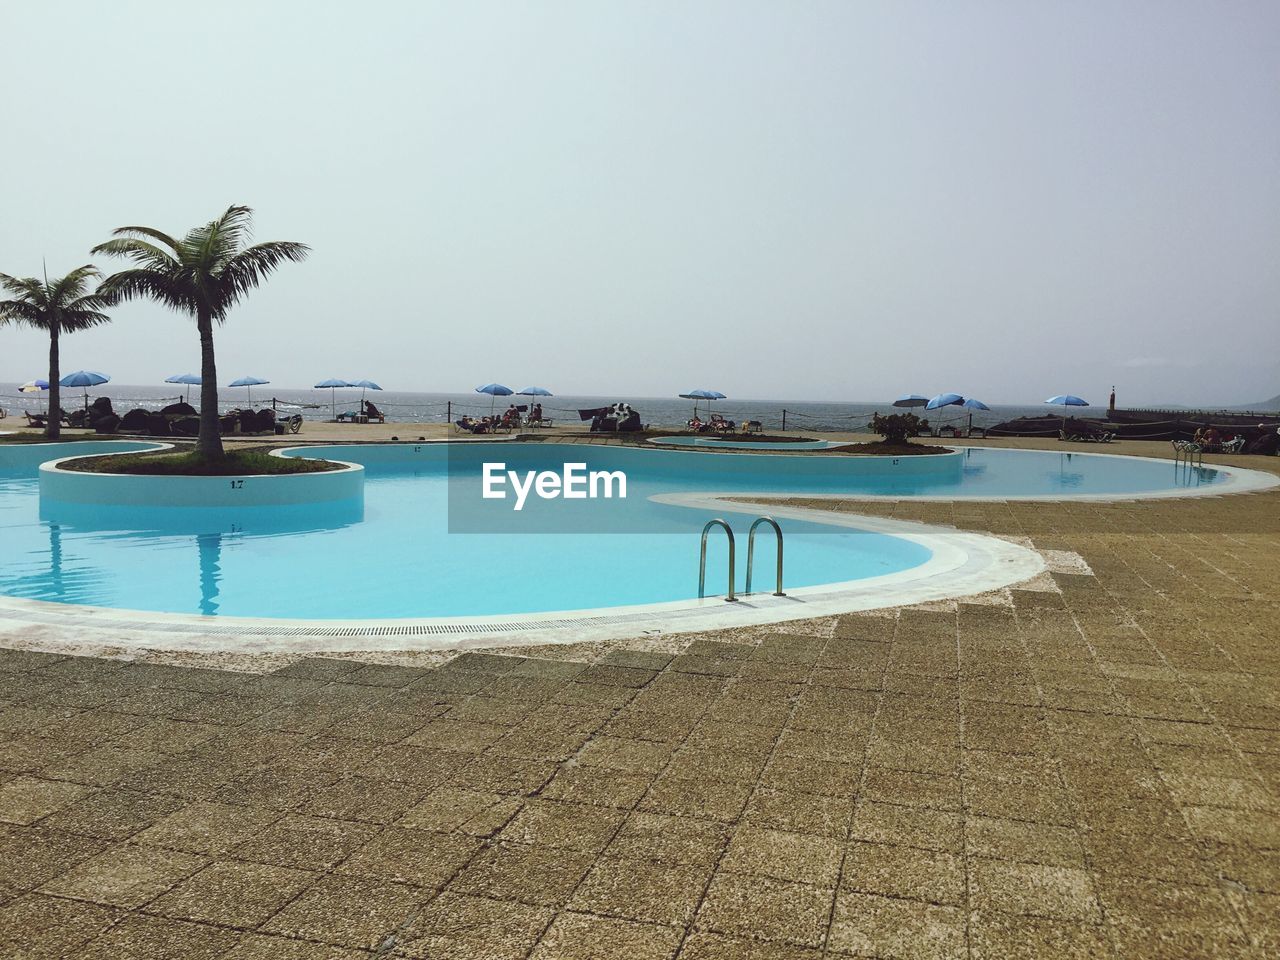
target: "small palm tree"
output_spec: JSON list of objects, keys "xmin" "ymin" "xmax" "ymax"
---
[
  {"xmin": 0, "ymin": 266, "xmax": 113, "ymax": 440},
  {"xmin": 94, "ymin": 206, "xmax": 309, "ymax": 460}
]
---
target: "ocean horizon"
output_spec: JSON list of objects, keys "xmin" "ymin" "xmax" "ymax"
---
[{"xmin": 1, "ymin": 382, "xmax": 1108, "ymax": 432}]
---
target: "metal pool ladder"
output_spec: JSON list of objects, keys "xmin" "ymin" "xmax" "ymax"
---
[
  {"xmin": 698, "ymin": 519, "xmax": 738, "ymax": 602},
  {"xmin": 698, "ymin": 517, "xmax": 785, "ymax": 601},
  {"xmin": 746, "ymin": 516, "xmax": 786, "ymax": 597}
]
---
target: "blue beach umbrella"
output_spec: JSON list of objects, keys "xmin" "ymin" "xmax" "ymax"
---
[
  {"xmin": 476, "ymin": 382, "xmax": 514, "ymax": 416},
  {"xmin": 962, "ymin": 397, "xmax": 990, "ymax": 434},
  {"xmin": 314, "ymin": 378, "xmax": 353, "ymax": 420},
  {"xmin": 229, "ymin": 376, "xmax": 269, "ymax": 406},
  {"xmin": 679, "ymin": 389, "xmax": 726, "ymax": 421},
  {"xmin": 349, "ymin": 379, "xmax": 382, "ymax": 404},
  {"xmin": 165, "ymin": 373, "xmax": 201, "ymax": 401},
  {"xmin": 1045, "ymin": 394, "xmax": 1090, "ymax": 429},
  {"xmin": 892, "ymin": 394, "xmax": 929, "ymax": 408},
  {"xmin": 518, "ymin": 387, "xmax": 552, "ymax": 421},
  {"xmin": 60, "ymin": 370, "xmax": 110, "ymax": 411},
  {"xmin": 19, "ymin": 379, "xmax": 49, "ymax": 412},
  {"xmin": 925, "ymin": 393, "xmax": 965, "ymax": 410}
]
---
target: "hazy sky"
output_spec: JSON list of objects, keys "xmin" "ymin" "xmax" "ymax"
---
[{"xmin": 2, "ymin": 1, "xmax": 1277, "ymax": 406}]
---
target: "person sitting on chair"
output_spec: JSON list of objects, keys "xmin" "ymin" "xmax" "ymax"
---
[{"xmin": 362, "ymin": 399, "xmax": 384, "ymax": 422}]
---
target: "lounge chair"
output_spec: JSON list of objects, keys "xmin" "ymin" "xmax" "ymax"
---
[{"xmin": 1222, "ymin": 436, "xmax": 1246, "ymax": 454}]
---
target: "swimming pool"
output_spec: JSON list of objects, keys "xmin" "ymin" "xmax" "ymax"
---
[{"xmin": 0, "ymin": 441, "xmax": 1266, "ymax": 632}]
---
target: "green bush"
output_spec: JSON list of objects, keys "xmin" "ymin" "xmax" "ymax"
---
[{"xmin": 869, "ymin": 412, "xmax": 922, "ymax": 445}]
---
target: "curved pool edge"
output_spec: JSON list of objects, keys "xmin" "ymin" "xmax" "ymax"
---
[{"xmin": 0, "ymin": 503, "xmax": 1045, "ymax": 653}]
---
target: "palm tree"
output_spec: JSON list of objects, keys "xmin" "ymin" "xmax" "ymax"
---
[
  {"xmin": 0, "ymin": 266, "xmax": 113, "ymax": 440},
  {"xmin": 94, "ymin": 206, "xmax": 309, "ymax": 460}
]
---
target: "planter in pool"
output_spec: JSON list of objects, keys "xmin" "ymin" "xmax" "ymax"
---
[{"xmin": 37, "ymin": 445, "xmax": 364, "ymax": 532}]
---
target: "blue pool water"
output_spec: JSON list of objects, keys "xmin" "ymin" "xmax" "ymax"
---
[{"xmin": 0, "ymin": 443, "xmax": 1224, "ymax": 620}]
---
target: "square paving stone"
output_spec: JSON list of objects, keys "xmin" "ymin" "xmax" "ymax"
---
[
  {"xmin": 233, "ymin": 814, "xmax": 378, "ymax": 871},
  {"xmin": 450, "ymin": 754, "xmax": 557, "ymax": 795},
  {"xmin": 403, "ymin": 719, "xmax": 508, "ymax": 752},
  {"xmin": 761, "ymin": 755, "xmax": 862, "ymax": 797},
  {"xmin": 569, "ymin": 854, "xmax": 711, "ymax": 926},
  {"xmin": 449, "ymin": 841, "xmax": 595, "ymax": 906},
  {"xmin": 397, "ymin": 786, "xmax": 522, "ymax": 837},
  {"xmin": 337, "ymin": 826, "xmax": 479, "ymax": 887},
  {"xmin": 968, "ymin": 858, "xmax": 1102, "ymax": 922},
  {"xmin": 676, "ymin": 931, "xmax": 825, "ymax": 959},
  {"xmin": 0, "ymin": 776, "xmax": 93, "ymax": 825},
  {"xmin": 498, "ymin": 799, "xmax": 626, "ymax": 852},
  {"xmin": 828, "ymin": 890, "xmax": 966, "ymax": 960},
  {"xmin": 577, "ymin": 736, "xmax": 677, "ymax": 774},
  {"xmin": 39, "ymin": 842, "xmax": 206, "ymax": 908},
  {"xmin": 967, "ymin": 815, "xmax": 1087, "ymax": 868},
  {"xmin": 41, "ymin": 788, "xmax": 186, "ymax": 840},
  {"xmin": 742, "ymin": 787, "xmax": 853, "ymax": 839},
  {"xmin": 297, "ymin": 775, "xmax": 425, "ymax": 823},
  {"xmin": 397, "ymin": 891, "xmax": 552, "ymax": 959},
  {"xmin": 639, "ymin": 775, "xmax": 752, "ymax": 822},
  {"xmin": 541, "ymin": 765, "xmax": 654, "ymax": 809},
  {"xmin": 73, "ymin": 913, "xmax": 243, "ymax": 960},
  {"xmin": 0, "ymin": 825, "xmax": 108, "ymax": 897},
  {"xmin": 967, "ymin": 910, "xmax": 1117, "ymax": 960},
  {"xmin": 219, "ymin": 933, "xmax": 372, "ymax": 958},
  {"xmin": 696, "ymin": 871, "xmax": 834, "ymax": 948},
  {"xmin": 721, "ymin": 827, "xmax": 844, "ymax": 886},
  {"xmin": 261, "ymin": 875, "xmax": 430, "ymax": 949},
  {"xmin": 849, "ymin": 801, "xmax": 963, "ymax": 853},
  {"xmin": 861, "ymin": 768, "xmax": 963, "ymax": 812},
  {"xmin": 0, "ymin": 893, "xmax": 120, "ymax": 959},
  {"xmin": 132, "ymin": 801, "xmax": 282, "ymax": 855},
  {"xmin": 842, "ymin": 841, "xmax": 964, "ymax": 905},
  {"xmin": 607, "ymin": 812, "xmax": 728, "ymax": 867},
  {"xmin": 531, "ymin": 912, "xmax": 682, "ymax": 960},
  {"xmin": 147, "ymin": 859, "xmax": 318, "ymax": 927}
]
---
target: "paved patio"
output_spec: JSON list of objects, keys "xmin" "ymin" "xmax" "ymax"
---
[{"xmin": 0, "ymin": 442, "xmax": 1277, "ymax": 958}]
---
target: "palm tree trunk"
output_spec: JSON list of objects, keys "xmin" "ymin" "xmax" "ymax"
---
[
  {"xmin": 46, "ymin": 319, "xmax": 61, "ymax": 441},
  {"xmin": 195, "ymin": 307, "xmax": 224, "ymax": 460}
]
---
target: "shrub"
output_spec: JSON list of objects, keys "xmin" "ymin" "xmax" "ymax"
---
[{"xmin": 870, "ymin": 412, "xmax": 922, "ymax": 445}]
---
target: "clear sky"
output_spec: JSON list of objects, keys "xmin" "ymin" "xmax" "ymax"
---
[{"xmin": 2, "ymin": 1, "xmax": 1277, "ymax": 406}]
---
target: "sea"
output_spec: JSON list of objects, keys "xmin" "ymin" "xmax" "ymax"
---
[{"xmin": 0, "ymin": 383, "xmax": 1105, "ymax": 434}]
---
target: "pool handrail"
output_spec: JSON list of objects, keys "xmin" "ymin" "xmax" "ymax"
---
[
  {"xmin": 698, "ymin": 518, "xmax": 738, "ymax": 602},
  {"xmin": 746, "ymin": 516, "xmax": 785, "ymax": 597}
]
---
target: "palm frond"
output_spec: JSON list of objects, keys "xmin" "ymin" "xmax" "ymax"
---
[
  {"xmin": 0, "ymin": 299, "xmax": 43, "ymax": 327},
  {"xmin": 102, "ymin": 225, "xmax": 184, "ymax": 256},
  {"xmin": 97, "ymin": 269, "xmax": 199, "ymax": 315},
  {"xmin": 0, "ymin": 272, "xmax": 47, "ymax": 304},
  {"xmin": 215, "ymin": 241, "xmax": 310, "ymax": 318},
  {"xmin": 49, "ymin": 265, "xmax": 102, "ymax": 304},
  {"xmin": 91, "ymin": 238, "xmax": 180, "ymax": 273}
]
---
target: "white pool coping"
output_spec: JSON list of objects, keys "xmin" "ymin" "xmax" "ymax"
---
[{"xmin": 0, "ymin": 495, "xmax": 1044, "ymax": 652}]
